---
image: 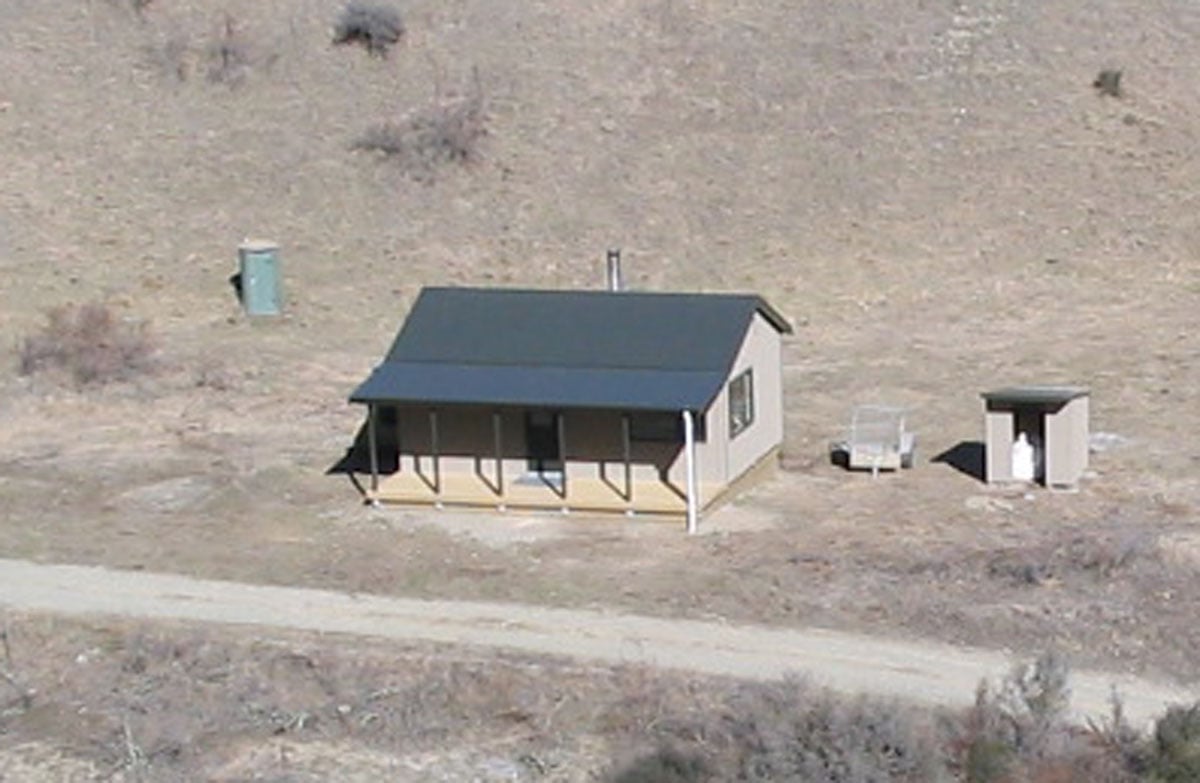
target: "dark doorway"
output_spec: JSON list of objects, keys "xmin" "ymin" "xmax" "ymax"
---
[{"xmin": 525, "ymin": 411, "xmax": 562, "ymax": 474}]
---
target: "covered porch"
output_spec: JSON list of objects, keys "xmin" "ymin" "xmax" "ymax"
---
[
  {"xmin": 368, "ymin": 468, "xmax": 715, "ymax": 516},
  {"xmin": 359, "ymin": 403, "xmax": 710, "ymax": 525}
]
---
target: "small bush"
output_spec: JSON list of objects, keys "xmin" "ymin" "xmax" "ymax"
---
[
  {"xmin": 105, "ymin": 0, "xmax": 154, "ymax": 18},
  {"xmin": 1085, "ymin": 692, "xmax": 1149, "ymax": 780},
  {"xmin": 144, "ymin": 34, "xmax": 192, "ymax": 82},
  {"xmin": 18, "ymin": 301, "xmax": 155, "ymax": 386},
  {"xmin": 354, "ymin": 83, "xmax": 486, "ymax": 178},
  {"xmin": 140, "ymin": 13, "xmax": 272, "ymax": 85},
  {"xmin": 1147, "ymin": 704, "xmax": 1200, "ymax": 782},
  {"xmin": 206, "ymin": 14, "xmax": 253, "ymax": 85},
  {"xmin": 999, "ymin": 651, "xmax": 1071, "ymax": 758},
  {"xmin": 609, "ymin": 746, "xmax": 711, "ymax": 783},
  {"xmin": 333, "ymin": 3, "xmax": 404, "ymax": 57},
  {"xmin": 954, "ymin": 653, "xmax": 1073, "ymax": 781},
  {"xmin": 142, "ymin": 15, "xmax": 269, "ymax": 86},
  {"xmin": 721, "ymin": 678, "xmax": 948, "ymax": 782}
]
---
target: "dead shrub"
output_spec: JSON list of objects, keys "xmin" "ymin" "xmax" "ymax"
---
[
  {"xmin": 608, "ymin": 745, "xmax": 712, "ymax": 783},
  {"xmin": 986, "ymin": 528, "xmax": 1154, "ymax": 588},
  {"xmin": 953, "ymin": 653, "xmax": 1104, "ymax": 782},
  {"xmin": 0, "ymin": 622, "xmax": 34, "ymax": 716},
  {"xmin": 354, "ymin": 81, "xmax": 486, "ymax": 178},
  {"xmin": 953, "ymin": 667, "xmax": 1155, "ymax": 783},
  {"xmin": 206, "ymin": 14, "xmax": 253, "ymax": 85},
  {"xmin": 718, "ymin": 677, "xmax": 948, "ymax": 782},
  {"xmin": 958, "ymin": 683, "xmax": 1017, "ymax": 782},
  {"xmin": 333, "ymin": 2, "xmax": 404, "ymax": 57},
  {"xmin": 144, "ymin": 33, "xmax": 192, "ymax": 82},
  {"xmin": 18, "ymin": 301, "xmax": 155, "ymax": 386},
  {"xmin": 104, "ymin": 0, "xmax": 155, "ymax": 18},
  {"xmin": 999, "ymin": 652, "xmax": 1072, "ymax": 758},
  {"xmin": 598, "ymin": 666, "xmax": 679, "ymax": 737},
  {"xmin": 142, "ymin": 15, "xmax": 270, "ymax": 86},
  {"xmin": 1061, "ymin": 695, "xmax": 1151, "ymax": 783}
]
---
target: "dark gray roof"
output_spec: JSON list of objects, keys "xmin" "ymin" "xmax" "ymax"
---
[
  {"xmin": 982, "ymin": 386, "xmax": 1089, "ymax": 407},
  {"xmin": 351, "ymin": 287, "xmax": 791, "ymax": 411}
]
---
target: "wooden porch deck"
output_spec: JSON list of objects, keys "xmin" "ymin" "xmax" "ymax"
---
[{"xmin": 366, "ymin": 470, "xmax": 720, "ymax": 516}]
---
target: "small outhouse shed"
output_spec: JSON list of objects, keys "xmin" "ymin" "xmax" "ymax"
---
[{"xmin": 982, "ymin": 386, "xmax": 1090, "ymax": 488}]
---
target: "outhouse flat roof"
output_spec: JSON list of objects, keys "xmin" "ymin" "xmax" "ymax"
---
[{"xmin": 981, "ymin": 385, "xmax": 1089, "ymax": 406}]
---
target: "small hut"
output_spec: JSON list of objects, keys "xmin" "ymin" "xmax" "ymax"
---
[
  {"xmin": 982, "ymin": 386, "xmax": 1090, "ymax": 488},
  {"xmin": 349, "ymin": 286, "xmax": 792, "ymax": 530}
]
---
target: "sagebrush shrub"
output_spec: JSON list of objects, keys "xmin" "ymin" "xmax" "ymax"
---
[
  {"xmin": 722, "ymin": 678, "xmax": 948, "ymax": 782},
  {"xmin": 1148, "ymin": 704, "xmax": 1200, "ymax": 782},
  {"xmin": 18, "ymin": 301, "xmax": 155, "ymax": 386},
  {"xmin": 206, "ymin": 15, "xmax": 252, "ymax": 85},
  {"xmin": 999, "ymin": 652, "xmax": 1072, "ymax": 758},
  {"xmin": 354, "ymin": 90, "xmax": 486, "ymax": 177},
  {"xmin": 609, "ymin": 746, "xmax": 711, "ymax": 783},
  {"xmin": 954, "ymin": 654, "xmax": 1072, "ymax": 782},
  {"xmin": 333, "ymin": 3, "xmax": 404, "ymax": 57}
]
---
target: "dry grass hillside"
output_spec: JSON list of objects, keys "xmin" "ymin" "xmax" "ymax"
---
[
  {"xmin": 2, "ymin": 0, "xmax": 1200, "ymax": 707},
  {"xmin": 4, "ymin": 0, "xmax": 1200, "ymax": 779},
  {"xmin": 2, "ymin": 0, "xmax": 1198, "ymax": 446}
]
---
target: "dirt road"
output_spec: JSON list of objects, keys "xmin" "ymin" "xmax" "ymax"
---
[{"xmin": 0, "ymin": 558, "xmax": 1192, "ymax": 726}]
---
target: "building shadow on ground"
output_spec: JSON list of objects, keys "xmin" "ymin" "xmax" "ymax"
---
[
  {"xmin": 933, "ymin": 441, "xmax": 985, "ymax": 482},
  {"xmin": 326, "ymin": 421, "xmax": 375, "ymax": 499}
]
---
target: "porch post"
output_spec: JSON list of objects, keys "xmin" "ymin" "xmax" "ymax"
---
[
  {"xmin": 621, "ymin": 413, "xmax": 632, "ymax": 503},
  {"xmin": 557, "ymin": 411, "xmax": 568, "ymax": 506},
  {"xmin": 367, "ymin": 403, "xmax": 380, "ymax": 495},
  {"xmin": 682, "ymin": 409, "xmax": 698, "ymax": 535},
  {"xmin": 493, "ymin": 410, "xmax": 504, "ymax": 499},
  {"xmin": 400, "ymin": 405, "xmax": 410, "ymax": 473},
  {"xmin": 429, "ymin": 408, "xmax": 441, "ymax": 499}
]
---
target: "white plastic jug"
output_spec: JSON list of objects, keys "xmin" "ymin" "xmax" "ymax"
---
[{"xmin": 1012, "ymin": 432, "xmax": 1035, "ymax": 482}]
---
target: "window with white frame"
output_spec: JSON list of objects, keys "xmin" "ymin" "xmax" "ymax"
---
[{"xmin": 728, "ymin": 369, "xmax": 754, "ymax": 438}]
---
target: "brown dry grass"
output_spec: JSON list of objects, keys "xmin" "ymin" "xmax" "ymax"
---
[
  {"xmin": 18, "ymin": 301, "xmax": 155, "ymax": 387},
  {"xmin": 1, "ymin": 0, "xmax": 1200, "ymax": 750}
]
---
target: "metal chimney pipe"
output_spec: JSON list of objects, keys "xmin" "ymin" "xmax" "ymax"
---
[{"xmin": 606, "ymin": 248, "xmax": 622, "ymax": 292}]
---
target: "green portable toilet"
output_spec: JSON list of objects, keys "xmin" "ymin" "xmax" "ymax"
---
[{"xmin": 238, "ymin": 240, "xmax": 282, "ymax": 316}]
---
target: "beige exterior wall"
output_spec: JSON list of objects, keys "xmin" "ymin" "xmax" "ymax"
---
[
  {"xmin": 660, "ymin": 311, "xmax": 785, "ymax": 496},
  {"xmin": 985, "ymin": 407, "xmax": 1014, "ymax": 483},
  {"xmin": 724, "ymin": 312, "xmax": 786, "ymax": 482},
  {"xmin": 1045, "ymin": 397, "xmax": 1089, "ymax": 487},
  {"xmin": 1073, "ymin": 396, "xmax": 1090, "ymax": 478},
  {"xmin": 657, "ymin": 410, "xmax": 724, "ymax": 489}
]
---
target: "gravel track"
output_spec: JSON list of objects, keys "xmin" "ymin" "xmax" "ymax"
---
[{"xmin": 0, "ymin": 557, "xmax": 1193, "ymax": 726}]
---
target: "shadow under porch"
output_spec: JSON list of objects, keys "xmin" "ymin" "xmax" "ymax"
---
[{"xmin": 359, "ymin": 405, "xmax": 721, "ymax": 517}]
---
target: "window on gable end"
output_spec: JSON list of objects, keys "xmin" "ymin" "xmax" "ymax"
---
[{"xmin": 729, "ymin": 368, "xmax": 754, "ymax": 438}]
